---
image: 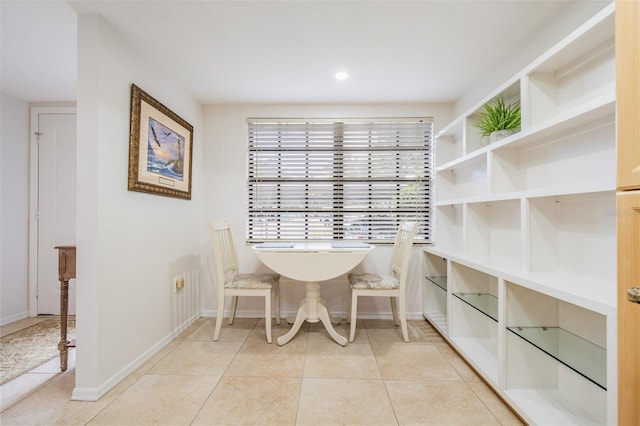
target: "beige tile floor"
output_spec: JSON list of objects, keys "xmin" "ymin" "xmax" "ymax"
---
[{"xmin": 1, "ymin": 317, "xmax": 524, "ymax": 425}]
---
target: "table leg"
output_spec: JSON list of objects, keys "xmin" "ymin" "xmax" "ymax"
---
[
  {"xmin": 285, "ymin": 312, "xmax": 343, "ymax": 326},
  {"xmin": 58, "ymin": 278, "xmax": 69, "ymax": 372},
  {"xmin": 287, "ymin": 313, "xmax": 340, "ymax": 325},
  {"xmin": 277, "ymin": 282, "xmax": 347, "ymax": 346},
  {"xmin": 277, "ymin": 303, "xmax": 308, "ymax": 345},
  {"xmin": 317, "ymin": 302, "xmax": 347, "ymax": 346}
]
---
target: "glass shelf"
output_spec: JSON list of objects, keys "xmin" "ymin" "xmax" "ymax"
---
[
  {"xmin": 425, "ymin": 275, "xmax": 447, "ymax": 292},
  {"xmin": 507, "ymin": 326, "xmax": 606, "ymax": 390},
  {"xmin": 453, "ymin": 293, "xmax": 498, "ymax": 322}
]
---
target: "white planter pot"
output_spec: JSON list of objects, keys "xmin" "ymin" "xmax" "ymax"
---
[{"xmin": 490, "ymin": 129, "xmax": 516, "ymax": 143}]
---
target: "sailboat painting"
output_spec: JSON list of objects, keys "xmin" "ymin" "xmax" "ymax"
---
[{"xmin": 146, "ymin": 117, "xmax": 185, "ymax": 181}]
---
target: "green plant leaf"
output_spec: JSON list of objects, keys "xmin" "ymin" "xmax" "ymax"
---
[{"xmin": 473, "ymin": 98, "xmax": 521, "ymax": 138}]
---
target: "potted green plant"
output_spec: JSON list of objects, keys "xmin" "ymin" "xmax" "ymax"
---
[{"xmin": 473, "ymin": 98, "xmax": 521, "ymax": 144}]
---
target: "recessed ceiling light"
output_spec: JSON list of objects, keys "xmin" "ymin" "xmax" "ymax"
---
[{"xmin": 335, "ymin": 71, "xmax": 349, "ymax": 80}]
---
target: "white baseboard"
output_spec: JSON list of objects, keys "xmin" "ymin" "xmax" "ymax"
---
[
  {"xmin": 70, "ymin": 311, "xmax": 200, "ymax": 401},
  {"xmin": 200, "ymin": 309, "xmax": 424, "ymax": 321},
  {"xmin": 0, "ymin": 311, "xmax": 29, "ymax": 327}
]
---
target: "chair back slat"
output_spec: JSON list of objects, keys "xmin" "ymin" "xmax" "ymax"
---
[
  {"xmin": 209, "ymin": 221, "xmax": 239, "ymax": 292},
  {"xmin": 389, "ymin": 222, "xmax": 419, "ymax": 289}
]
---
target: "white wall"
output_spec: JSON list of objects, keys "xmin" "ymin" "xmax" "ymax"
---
[
  {"xmin": 201, "ymin": 103, "xmax": 452, "ymax": 320},
  {"xmin": 73, "ymin": 14, "xmax": 203, "ymax": 400},
  {"xmin": 0, "ymin": 92, "xmax": 30, "ymax": 325}
]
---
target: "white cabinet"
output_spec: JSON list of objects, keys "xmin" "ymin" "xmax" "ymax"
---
[
  {"xmin": 422, "ymin": 3, "xmax": 616, "ymax": 425},
  {"xmin": 504, "ymin": 283, "xmax": 610, "ymax": 426},
  {"xmin": 449, "ymin": 263, "xmax": 500, "ymax": 385},
  {"xmin": 422, "ymin": 252, "xmax": 448, "ymax": 332}
]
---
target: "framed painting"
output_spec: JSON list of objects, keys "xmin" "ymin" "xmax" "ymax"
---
[{"xmin": 128, "ymin": 84, "xmax": 193, "ymax": 200}]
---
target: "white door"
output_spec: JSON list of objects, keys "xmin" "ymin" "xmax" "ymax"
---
[{"xmin": 33, "ymin": 110, "xmax": 76, "ymax": 315}]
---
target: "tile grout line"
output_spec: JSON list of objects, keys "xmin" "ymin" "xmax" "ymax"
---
[
  {"xmin": 187, "ymin": 317, "xmax": 255, "ymax": 425},
  {"xmin": 292, "ymin": 321, "xmax": 311, "ymax": 426}
]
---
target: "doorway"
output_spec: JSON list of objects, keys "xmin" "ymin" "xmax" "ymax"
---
[{"xmin": 28, "ymin": 106, "xmax": 76, "ymax": 316}]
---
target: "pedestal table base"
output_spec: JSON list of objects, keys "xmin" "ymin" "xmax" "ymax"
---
[{"xmin": 277, "ymin": 282, "xmax": 347, "ymax": 346}]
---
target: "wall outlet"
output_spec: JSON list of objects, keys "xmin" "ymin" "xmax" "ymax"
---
[{"xmin": 175, "ymin": 277, "xmax": 185, "ymax": 291}]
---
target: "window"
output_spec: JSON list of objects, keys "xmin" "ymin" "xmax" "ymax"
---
[{"xmin": 247, "ymin": 118, "xmax": 433, "ymax": 243}]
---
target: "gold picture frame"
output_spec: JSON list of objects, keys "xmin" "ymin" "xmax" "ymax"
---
[{"xmin": 128, "ymin": 84, "xmax": 193, "ymax": 200}]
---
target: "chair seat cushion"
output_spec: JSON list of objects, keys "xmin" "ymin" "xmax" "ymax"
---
[
  {"xmin": 348, "ymin": 273, "xmax": 399, "ymax": 290},
  {"xmin": 225, "ymin": 273, "xmax": 280, "ymax": 289}
]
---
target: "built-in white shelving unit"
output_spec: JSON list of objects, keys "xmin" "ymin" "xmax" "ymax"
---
[{"xmin": 422, "ymin": 4, "xmax": 617, "ymax": 425}]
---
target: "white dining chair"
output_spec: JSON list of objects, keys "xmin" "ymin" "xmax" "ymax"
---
[
  {"xmin": 347, "ymin": 221, "xmax": 419, "ymax": 343},
  {"xmin": 209, "ymin": 221, "xmax": 280, "ymax": 343}
]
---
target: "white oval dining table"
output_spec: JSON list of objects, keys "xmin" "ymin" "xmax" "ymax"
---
[{"xmin": 252, "ymin": 242, "xmax": 374, "ymax": 346}]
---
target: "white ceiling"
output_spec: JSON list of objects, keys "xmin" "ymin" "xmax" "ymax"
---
[{"xmin": 2, "ymin": 0, "xmax": 587, "ymax": 104}]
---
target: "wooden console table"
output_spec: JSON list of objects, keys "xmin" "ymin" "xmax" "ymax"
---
[{"xmin": 55, "ymin": 246, "xmax": 76, "ymax": 372}]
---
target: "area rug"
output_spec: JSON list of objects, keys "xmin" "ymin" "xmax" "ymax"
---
[{"xmin": 0, "ymin": 318, "xmax": 75, "ymax": 385}]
